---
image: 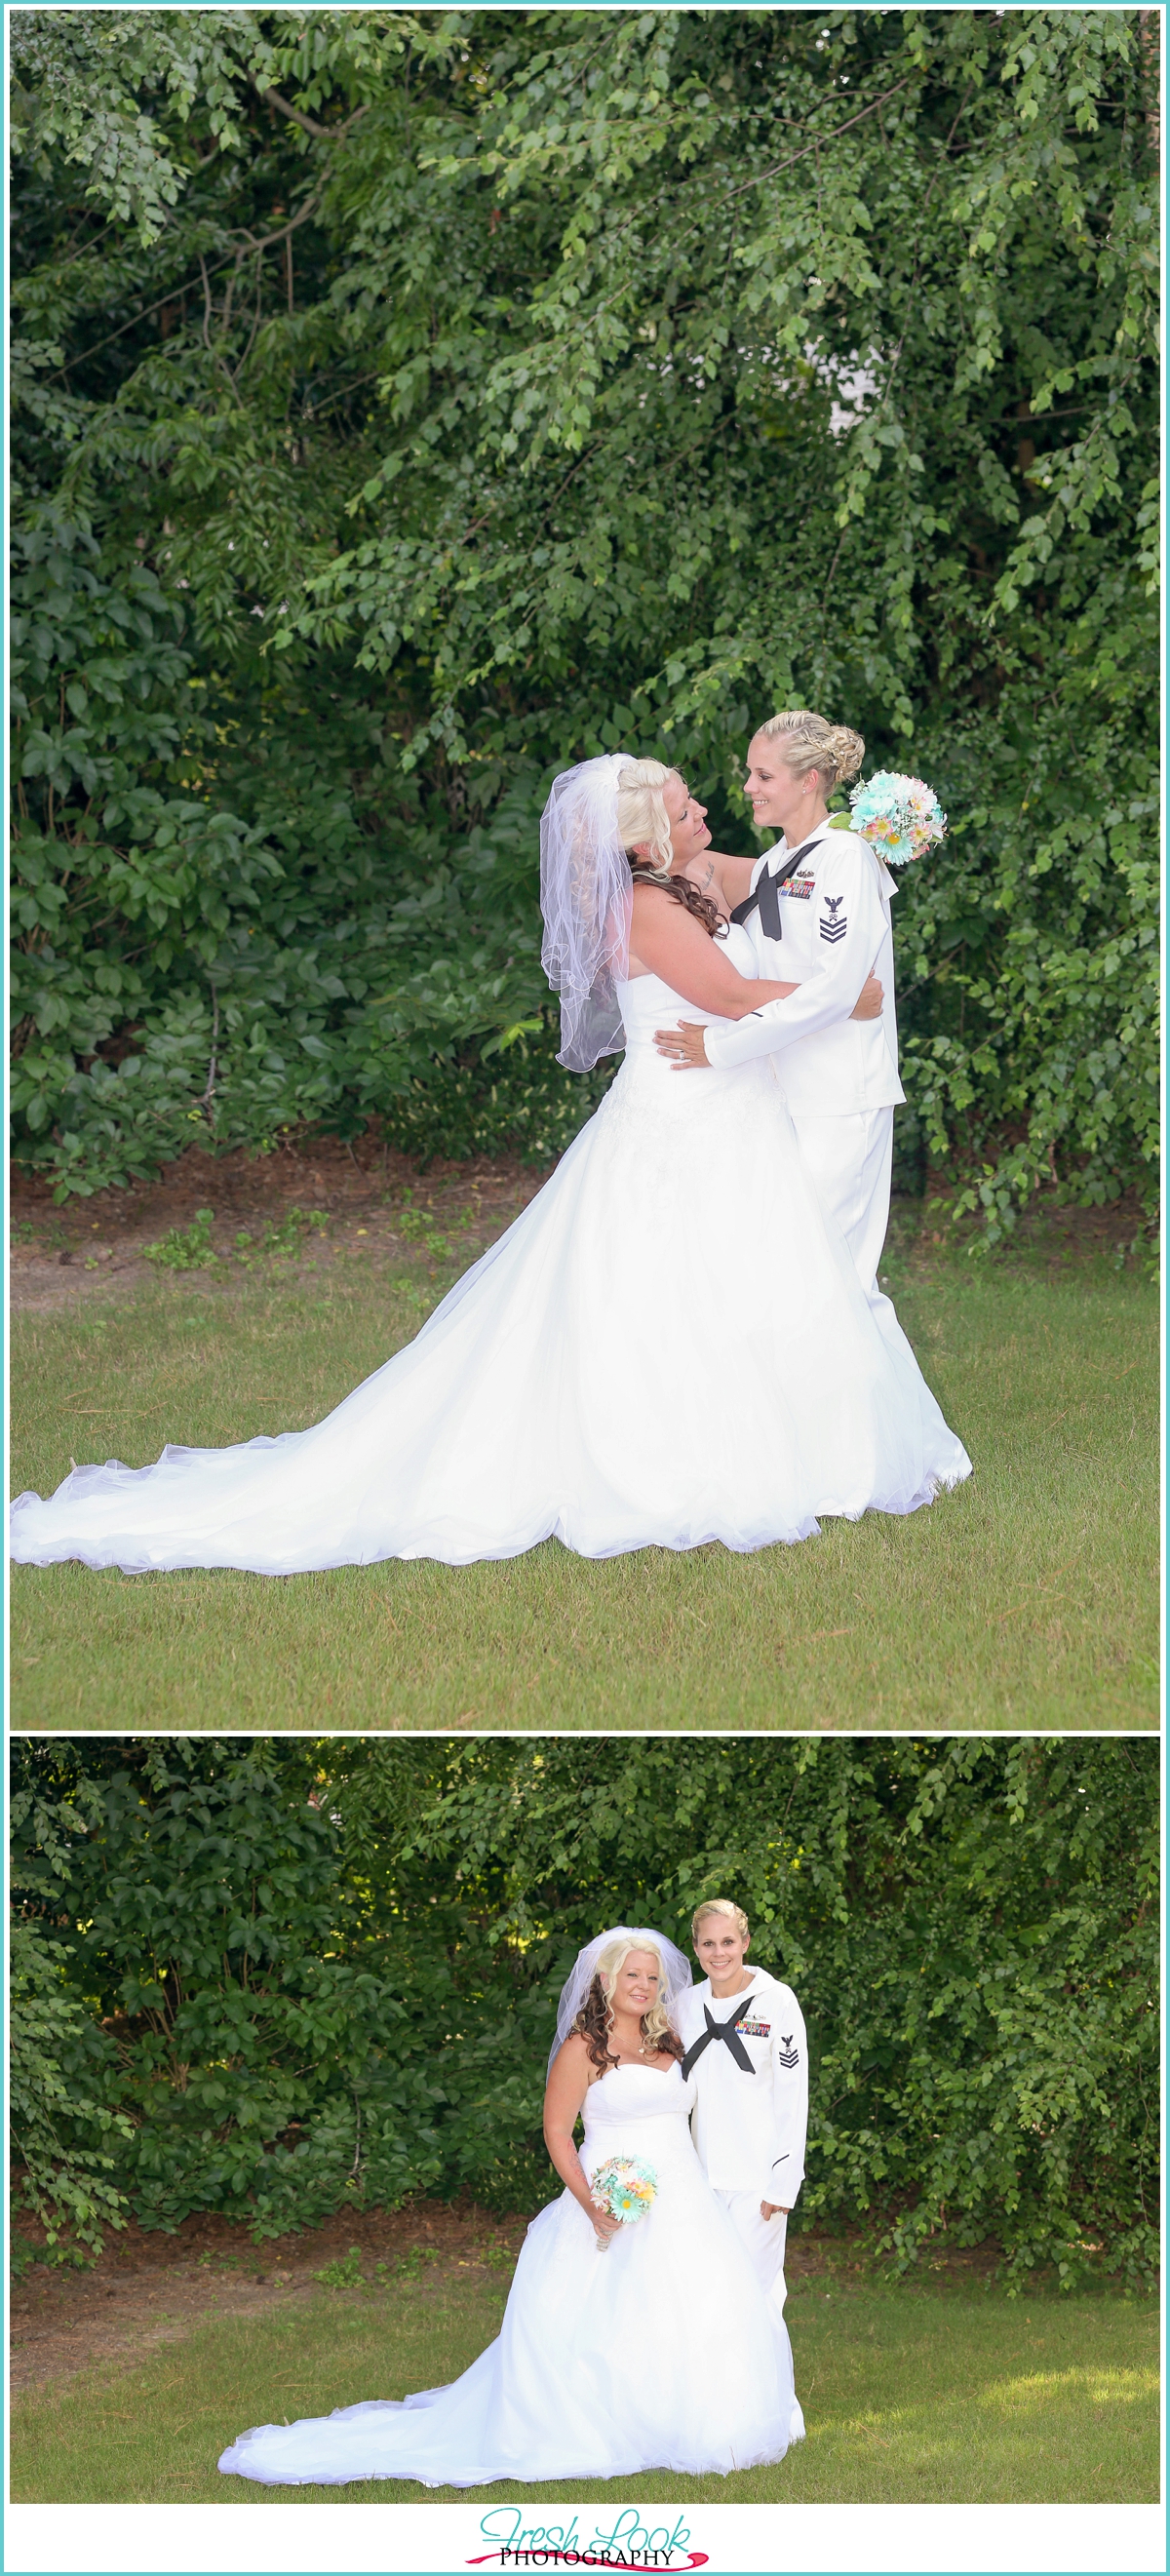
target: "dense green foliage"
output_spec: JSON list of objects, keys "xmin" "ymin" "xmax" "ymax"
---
[
  {"xmin": 10, "ymin": 9, "xmax": 1159, "ymax": 1226},
  {"xmin": 9, "ymin": 1916, "xmax": 135, "ymax": 2276},
  {"xmin": 10, "ymin": 1735, "xmax": 1158, "ymax": 2287}
]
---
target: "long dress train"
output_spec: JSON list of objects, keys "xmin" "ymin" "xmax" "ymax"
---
[
  {"xmin": 10, "ymin": 930, "xmax": 971, "ymax": 1572},
  {"xmin": 217, "ymin": 2062, "xmax": 804, "ymax": 2488}
]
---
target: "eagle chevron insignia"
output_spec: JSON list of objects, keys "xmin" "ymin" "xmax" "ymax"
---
[
  {"xmin": 820, "ymin": 895, "xmax": 847, "ymax": 944},
  {"xmin": 776, "ymin": 2033, "xmax": 800, "ymax": 2068}
]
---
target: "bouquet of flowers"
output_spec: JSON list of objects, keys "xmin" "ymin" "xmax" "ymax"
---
[
  {"xmin": 589, "ymin": 2155, "xmax": 658, "ymax": 2248},
  {"xmin": 834, "ymin": 769, "xmax": 948, "ymax": 867}
]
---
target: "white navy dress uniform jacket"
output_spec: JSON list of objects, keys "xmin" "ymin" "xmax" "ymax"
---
[
  {"xmin": 703, "ymin": 815, "xmax": 905, "ymax": 1116},
  {"xmin": 678, "ymin": 1971, "xmax": 808, "ymax": 2205}
]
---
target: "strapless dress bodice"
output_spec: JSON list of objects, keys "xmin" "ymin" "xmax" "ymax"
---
[
  {"xmin": 217, "ymin": 2028, "xmax": 804, "ymax": 2490},
  {"xmin": 580, "ymin": 2060, "xmax": 696, "ymax": 2151},
  {"xmin": 616, "ymin": 919, "xmax": 759, "ymax": 1058}
]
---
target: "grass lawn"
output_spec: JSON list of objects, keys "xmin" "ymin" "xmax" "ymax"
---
[
  {"xmin": 10, "ymin": 1222, "xmax": 1158, "ymax": 1727},
  {"xmin": 10, "ymin": 2271, "xmax": 1158, "ymax": 2507}
]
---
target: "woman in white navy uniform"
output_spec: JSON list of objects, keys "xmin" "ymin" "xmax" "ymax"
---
[
  {"xmin": 676, "ymin": 1898, "xmax": 807, "ymax": 2320},
  {"xmin": 13, "ymin": 750, "xmax": 969, "ymax": 1577},
  {"xmin": 653, "ymin": 708, "xmax": 903, "ymax": 1311},
  {"xmin": 218, "ymin": 1928, "xmax": 805, "ymax": 2486}
]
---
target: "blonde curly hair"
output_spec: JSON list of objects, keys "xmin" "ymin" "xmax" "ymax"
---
[
  {"xmin": 613, "ymin": 757, "xmax": 679, "ymax": 872},
  {"xmin": 577, "ymin": 1932, "xmax": 682, "ymax": 2061},
  {"xmin": 755, "ymin": 709, "xmax": 865, "ymax": 794}
]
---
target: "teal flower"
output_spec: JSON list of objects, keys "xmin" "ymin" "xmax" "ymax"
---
[
  {"xmin": 846, "ymin": 769, "xmax": 948, "ymax": 866},
  {"xmin": 590, "ymin": 2155, "xmax": 658, "ymax": 2224}
]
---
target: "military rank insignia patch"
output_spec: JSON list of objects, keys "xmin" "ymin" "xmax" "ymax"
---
[
  {"xmin": 776, "ymin": 2034, "xmax": 800, "ymax": 2068},
  {"xmin": 820, "ymin": 896, "xmax": 847, "ymax": 943},
  {"xmin": 734, "ymin": 2017, "xmax": 771, "ymax": 2038}
]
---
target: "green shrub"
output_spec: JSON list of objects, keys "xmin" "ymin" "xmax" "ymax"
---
[
  {"xmin": 10, "ymin": 1737, "xmax": 1157, "ymax": 2287},
  {"xmin": 9, "ymin": 1917, "xmax": 135, "ymax": 2273},
  {"xmin": 143, "ymin": 1209, "xmax": 220, "ymax": 1273},
  {"xmin": 9, "ymin": 13, "xmax": 1157, "ymax": 1227}
]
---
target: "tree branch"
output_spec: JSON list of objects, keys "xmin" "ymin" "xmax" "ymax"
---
[
  {"xmin": 201, "ymin": 983, "xmax": 219, "ymax": 1115},
  {"xmin": 44, "ymin": 188, "xmax": 325, "ymax": 383},
  {"xmin": 252, "ymin": 78, "xmax": 369, "ymax": 144},
  {"xmin": 198, "ymin": 254, "xmax": 213, "ymax": 351},
  {"xmin": 235, "ymin": 187, "xmax": 327, "ymax": 258},
  {"xmin": 725, "ymin": 77, "xmax": 916, "ymax": 203}
]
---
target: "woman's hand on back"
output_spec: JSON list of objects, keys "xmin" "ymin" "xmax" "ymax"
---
[{"xmin": 851, "ymin": 972, "xmax": 884, "ymax": 1021}]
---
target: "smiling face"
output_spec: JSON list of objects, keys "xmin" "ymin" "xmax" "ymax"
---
[
  {"xmin": 659, "ymin": 771, "xmax": 712, "ymax": 870},
  {"xmin": 744, "ymin": 733, "xmax": 825, "ymax": 839},
  {"xmin": 611, "ymin": 1949, "xmax": 661, "ymax": 2017},
  {"xmin": 693, "ymin": 1915, "xmax": 751, "ymax": 1993}
]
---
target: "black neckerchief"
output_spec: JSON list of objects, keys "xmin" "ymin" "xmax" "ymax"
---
[
  {"xmin": 729, "ymin": 834, "xmax": 824, "ymax": 943},
  {"xmin": 681, "ymin": 1992, "xmax": 760, "ymax": 2080}
]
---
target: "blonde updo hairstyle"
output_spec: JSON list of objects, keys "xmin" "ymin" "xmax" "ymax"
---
[
  {"xmin": 691, "ymin": 1897, "xmax": 751, "ymax": 1944},
  {"xmin": 572, "ymin": 1932, "xmax": 685, "ymax": 2074},
  {"xmin": 757, "ymin": 709, "xmax": 865, "ymax": 795}
]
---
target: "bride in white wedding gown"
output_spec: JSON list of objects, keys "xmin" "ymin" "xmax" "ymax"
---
[
  {"xmin": 10, "ymin": 753, "xmax": 969, "ymax": 1574},
  {"xmin": 218, "ymin": 1931, "xmax": 805, "ymax": 2489}
]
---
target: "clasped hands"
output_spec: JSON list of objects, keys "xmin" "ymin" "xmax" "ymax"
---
[{"xmin": 655, "ymin": 972, "xmax": 884, "ymax": 1071}]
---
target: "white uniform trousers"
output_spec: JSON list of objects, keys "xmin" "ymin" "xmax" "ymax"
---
[
  {"xmin": 715, "ymin": 2190, "xmax": 789, "ymax": 2319},
  {"xmin": 790, "ymin": 1104, "xmax": 894, "ymax": 1305}
]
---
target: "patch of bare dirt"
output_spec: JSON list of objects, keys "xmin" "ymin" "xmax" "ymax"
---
[
  {"xmin": 9, "ymin": 2198, "xmax": 532, "ymax": 2392},
  {"xmin": 11, "ymin": 2198, "xmax": 1017, "ymax": 2392},
  {"xmin": 10, "ymin": 1127, "xmax": 1151, "ymax": 1318},
  {"xmin": 902, "ymin": 1177, "xmax": 1153, "ymax": 1277},
  {"xmin": 10, "ymin": 1135, "xmax": 555, "ymax": 1315}
]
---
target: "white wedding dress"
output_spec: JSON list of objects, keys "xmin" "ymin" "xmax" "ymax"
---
[
  {"xmin": 10, "ymin": 931, "xmax": 971, "ymax": 1571},
  {"xmin": 218, "ymin": 2061, "xmax": 804, "ymax": 2488}
]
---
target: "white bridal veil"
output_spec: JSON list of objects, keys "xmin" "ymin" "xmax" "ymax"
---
[
  {"xmin": 548, "ymin": 1925, "xmax": 694, "ymax": 2073},
  {"xmin": 539, "ymin": 754, "xmax": 633, "ymax": 1072}
]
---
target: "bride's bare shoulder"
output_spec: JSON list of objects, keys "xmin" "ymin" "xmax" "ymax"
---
[
  {"xmin": 555, "ymin": 2030, "xmax": 595, "ymax": 2074},
  {"xmin": 546, "ymin": 2029, "xmax": 599, "ymax": 2103},
  {"xmin": 705, "ymin": 849, "xmax": 756, "ymax": 905}
]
